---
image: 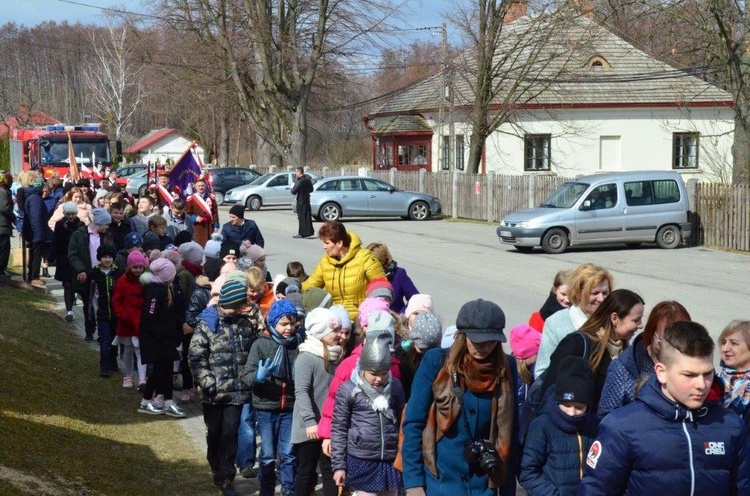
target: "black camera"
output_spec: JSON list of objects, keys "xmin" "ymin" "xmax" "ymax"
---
[{"xmin": 463, "ymin": 439, "xmax": 501, "ymax": 474}]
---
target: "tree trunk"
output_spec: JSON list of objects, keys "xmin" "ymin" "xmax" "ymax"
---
[
  {"xmin": 467, "ymin": 132, "xmax": 485, "ymax": 174},
  {"xmin": 287, "ymin": 89, "xmax": 310, "ymax": 167},
  {"xmin": 219, "ymin": 112, "xmax": 230, "ymax": 167}
]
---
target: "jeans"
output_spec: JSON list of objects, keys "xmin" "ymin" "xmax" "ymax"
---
[
  {"xmin": 236, "ymin": 402, "xmax": 257, "ymax": 470},
  {"xmin": 256, "ymin": 410, "xmax": 296, "ymax": 496},
  {"xmin": 203, "ymin": 403, "xmax": 242, "ymax": 482}
]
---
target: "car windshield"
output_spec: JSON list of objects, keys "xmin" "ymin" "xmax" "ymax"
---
[
  {"xmin": 249, "ymin": 173, "xmax": 274, "ymax": 186},
  {"xmin": 42, "ymin": 137, "xmax": 111, "ymax": 166},
  {"xmin": 541, "ymin": 182, "xmax": 589, "ymax": 208}
]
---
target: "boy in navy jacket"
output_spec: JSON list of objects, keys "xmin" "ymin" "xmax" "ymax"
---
[
  {"xmin": 89, "ymin": 244, "xmax": 123, "ymax": 377},
  {"xmin": 579, "ymin": 321, "xmax": 750, "ymax": 495}
]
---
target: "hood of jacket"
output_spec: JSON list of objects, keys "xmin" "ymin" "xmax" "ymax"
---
[
  {"xmin": 198, "ymin": 304, "xmax": 219, "ymax": 333},
  {"xmin": 638, "ymin": 374, "xmax": 724, "ymax": 422},
  {"xmin": 326, "ymin": 231, "xmax": 363, "ymax": 267},
  {"xmin": 22, "ymin": 186, "xmax": 42, "ymax": 198}
]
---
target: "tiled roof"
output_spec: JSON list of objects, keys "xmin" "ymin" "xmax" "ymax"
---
[
  {"xmin": 371, "ymin": 16, "xmax": 732, "ymax": 116},
  {"xmin": 376, "ymin": 115, "xmax": 433, "ymax": 134},
  {"xmin": 124, "ymin": 128, "xmax": 176, "ymax": 154},
  {"xmin": 0, "ymin": 107, "xmax": 59, "ymax": 135}
]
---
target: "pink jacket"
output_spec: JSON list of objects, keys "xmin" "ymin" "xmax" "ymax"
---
[{"xmin": 317, "ymin": 343, "xmax": 401, "ymax": 439}]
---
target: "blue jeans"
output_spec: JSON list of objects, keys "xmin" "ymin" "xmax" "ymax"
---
[
  {"xmin": 256, "ymin": 410, "xmax": 296, "ymax": 496},
  {"xmin": 97, "ymin": 319, "xmax": 113, "ymax": 373},
  {"xmin": 236, "ymin": 402, "xmax": 257, "ymax": 470}
]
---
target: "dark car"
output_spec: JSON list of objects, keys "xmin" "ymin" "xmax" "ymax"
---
[{"xmin": 206, "ymin": 167, "xmax": 262, "ymax": 204}]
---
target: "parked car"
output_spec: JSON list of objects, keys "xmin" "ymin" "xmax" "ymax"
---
[
  {"xmin": 496, "ymin": 170, "xmax": 692, "ymax": 254},
  {"xmin": 309, "ymin": 176, "xmax": 441, "ymax": 221},
  {"xmin": 205, "ymin": 167, "xmax": 262, "ymax": 205},
  {"xmin": 224, "ymin": 172, "xmax": 318, "ymax": 211},
  {"xmin": 114, "ymin": 164, "xmax": 146, "ymax": 186},
  {"xmin": 125, "ymin": 169, "xmax": 150, "ymax": 196}
]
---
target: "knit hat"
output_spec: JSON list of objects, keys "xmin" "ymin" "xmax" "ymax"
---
[
  {"xmin": 160, "ymin": 249, "xmax": 182, "ymax": 269},
  {"xmin": 509, "ymin": 324, "xmax": 542, "ymax": 360},
  {"xmin": 268, "ymin": 299, "xmax": 298, "ymax": 329},
  {"xmin": 303, "ymin": 287, "xmax": 333, "ymax": 312},
  {"xmin": 410, "ymin": 312, "xmax": 442, "ymax": 351},
  {"xmin": 178, "ymin": 241, "xmax": 204, "ymax": 266},
  {"xmin": 555, "ymin": 356, "xmax": 595, "ymax": 406},
  {"xmin": 62, "ymin": 202, "xmax": 78, "ymax": 214},
  {"xmin": 404, "ymin": 294, "xmax": 433, "ymax": 319},
  {"xmin": 245, "ymin": 244, "xmax": 266, "ymax": 263},
  {"xmin": 366, "ymin": 310, "xmax": 396, "ymax": 342},
  {"xmin": 218, "ymin": 280, "xmax": 248, "ymax": 309},
  {"xmin": 359, "ymin": 329, "xmax": 392, "ymax": 372},
  {"xmin": 220, "ymin": 241, "xmax": 241, "ymax": 259},
  {"xmin": 305, "ymin": 307, "xmax": 341, "ymax": 340},
  {"xmin": 96, "ymin": 244, "xmax": 117, "ymax": 260},
  {"xmin": 149, "ymin": 257, "xmax": 176, "ymax": 284},
  {"xmin": 455, "ymin": 299, "xmax": 506, "ymax": 343},
  {"xmin": 286, "ymin": 292, "xmax": 306, "ymax": 317},
  {"xmin": 91, "ymin": 207, "xmax": 111, "ymax": 226},
  {"xmin": 225, "ymin": 269, "xmax": 249, "ymax": 288},
  {"xmin": 330, "ymin": 305, "xmax": 352, "ymax": 330},
  {"xmin": 358, "ymin": 297, "xmax": 391, "ymax": 328},
  {"xmin": 173, "ymin": 230, "xmax": 193, "ymax": 246},
  {"xmin": 229, "ymin": 204, "xmax": 245, "ymax": 219},
  {"xmin": 123, "ymin": 232, "xmax": 143, "ymax": 250},
  {"xmin": 366, "ymin": 277, "xmax": 394, "ymax": 302},
  {"xmin": 236, "ymin": 256, "xmax": 253, "ymax": 271},
  {"xmin": 276, "ymin": 277, "xmax": 302, "ymax": 296},
  {"xmin": 142, "ymin": 232, "xmax": 160, "ymax": 251},
  {"xmin": 211, "ymin": 274, "xmax": 227, "ymax": 296},
  {"xmin": 204, "ymin": 233, "xmax": 223, "ymax": 259},
  {"xmin": 127, "ymin": 250, "xmax": 149, "ymax": 268}
]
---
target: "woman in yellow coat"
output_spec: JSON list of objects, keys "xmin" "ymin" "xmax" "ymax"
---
[{"xmin": 302, "ymin": 221, "xmax": 385, "ymax": 320}]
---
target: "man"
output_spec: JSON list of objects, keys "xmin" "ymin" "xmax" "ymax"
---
[
  {"xmin": 579, "ymin": 321, "xmax": 750, "ymax": 495},
  {"xmin": 221, "ymin": 205, "xmax": 264, "ymax": 247},
  {"xmin": 130, "ymin": 196, "xmax": 155, "ymax": 236},
  {"xmin": 290, "ymin": 166, "xmax": 314, "ymax": 238},
  {"xmin": 185, "ymin": 177, "xmax": 219, "ymax": 247}
]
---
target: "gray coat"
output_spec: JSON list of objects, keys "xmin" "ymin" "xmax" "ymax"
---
[
  {"xmin": 291, "ymin": 352, "xmax": 337, "ymax": 445},
  {"xmin": 330, "ymin": 376, "xmax": 405, "ymax": 472},
  {"xmin": 0, "ymin": 187, "xmax": 14, "ymax": 235}
]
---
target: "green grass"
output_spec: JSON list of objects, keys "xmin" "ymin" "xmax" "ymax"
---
[{"xmin": 0, "ymin": 289, "xmax": 215, "ymax": 495}]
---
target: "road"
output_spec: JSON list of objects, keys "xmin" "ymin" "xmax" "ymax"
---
[{"xmin": 227, "ymin": 205, "xmax": 750, "ymax": 351}]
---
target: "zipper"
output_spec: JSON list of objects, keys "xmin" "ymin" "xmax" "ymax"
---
[
  {"xmin": 682, "ymin": 420, "xmax": 695, "ymax": 496},
  {"xmin": 577, "ymin": 432, "xmax": 584, "ymax": 479},
  {"xmin": 379, "ymin": 412, "xmax": 385, "ymax": 460}
]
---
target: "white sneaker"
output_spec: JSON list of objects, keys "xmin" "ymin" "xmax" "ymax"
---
[
  {"xmin": 164, "ymin": 402, "xmax": 186, "ymax": 418},
  {"xmin": 138, "ymin": 401, "xmax": 164, "ymax": 415}
]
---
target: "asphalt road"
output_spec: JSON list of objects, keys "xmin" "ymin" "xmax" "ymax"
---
[{"xmin": 224, "ymin": 206, "xmax": 750, "ymax": 356}]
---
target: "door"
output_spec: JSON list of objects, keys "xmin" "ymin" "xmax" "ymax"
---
[
  {"xmin": 334, "ymin": 178, "xmax": 369, "ymax": 215},
  {"xmin": 264, "ymin": 173, "xmax": 292, "ymax": 205},
  {"xmin": 362, "ymin": 179, "xmax": 402, "ymax": 215},
  {"xmin": 573, "ymin": 182, "xmax": 624, "ymax": 244}
]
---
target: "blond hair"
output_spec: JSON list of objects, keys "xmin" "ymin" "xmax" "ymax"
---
[{"xmin": 567, "ymin": 263, "xmax": 614, "ymax": 308}]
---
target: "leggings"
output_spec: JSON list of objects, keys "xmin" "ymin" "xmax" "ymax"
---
[
  {"xmin": 122, "ymin": 344, "xmax": 147, "ymax": 382},
  {"xmin": 143, "ymin": 359, "xmax": 173, "ymax": 401},
  {"xmin": 62, "ymin": 281, "xmax": 75, "ymax": 311}
]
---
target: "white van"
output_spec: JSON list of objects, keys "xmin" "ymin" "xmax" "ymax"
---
[{"xmin": 496, "ymin": 171, "xmax": 692, "ymax": 254}]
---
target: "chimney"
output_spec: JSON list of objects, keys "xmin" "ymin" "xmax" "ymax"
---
[{"xmin": 504, "ymin": 0, "xmax": 528, "ymax": 24}]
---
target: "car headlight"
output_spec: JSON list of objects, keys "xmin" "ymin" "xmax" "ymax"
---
[{"xmin": 515, "ymin": 221, "xmax": 531, "ymax": 228}]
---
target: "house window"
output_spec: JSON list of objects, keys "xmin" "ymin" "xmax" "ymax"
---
[
  {"xmin": 376, "ymin": 142, "xmax": 393, "ymax": 169},
  {"xmin": 525, "ymin": 134, "xmax": 551, "ymax": 171},
  {"xmin": 455, "ymin": 135, "xmax": 465, "ymax": 171},
  {"xmin": 673, "ymin": 133, "xmax": 699, "ymax": 169},
  {"xmin": 441, "ymin": 136, "xmax": 450, "ymax": 170},
  {"xmin": 397, "ymin": 144, "xmax": 428, "ymax": 166}
]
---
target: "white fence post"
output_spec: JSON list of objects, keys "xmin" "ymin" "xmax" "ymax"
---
[
  {"xmin": 419, "ymin": 168, "xmax": 426, "ymax": 192},
  {"xmin": 486, "ymin": 172, "xmax": 495, "ymax": 222},
  {"xmin": 390, "ymin": 167, "xmax": 396, "ymax": 185},
  {"xmin": 451, "ymin": 171, "xmax": 458, "ymax": 219},
  {"xmin": 528, "ymin": 174, "xmax": 537, "ymax": 209}
]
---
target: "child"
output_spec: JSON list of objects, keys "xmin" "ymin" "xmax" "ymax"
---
[
  {"xmin": 520, "ymin": 356, "xmax": 600, "ymax": 496},
  {"xmin": 244, "ymin": 299, "xmax": 300, "ymax": 496},
  {"xmin": 244, "ymin": 266, "xmax": 274, "ymax": 317},
  {"xmin": 286, "ymin": 261, "xmax": 308, "ymax": 283},
  {"xmin": 396, "ymin": 311, "xmax": 442, "ymax": 399},
  {"xmin": 143, "ymin": 214, "xmax": 173, "ymax": 251},
  {"xmin": 529, "ymin": 271, "xmax": 571, "ymax": 332},
  {"xmin": 510, "ymin": 324, "xmax": 542, "ymax": 408},
  {"xmin": 112, "ymin": 250, "xmax": 148, "ymax": 389},
  {"xmin": 108, "ymin": 202, "xmax": 132, "ymax": 252},
  {"xmin": 189, "ymin": 278, "xmax": 263, "ymax": 495},
  {"xmin": 50, "ymin": 202, "xmax": 83, "ymax": 322},
  {"xmin": 89, "ymin": 244, "xmax": 124, "ymax": 377},
  {"xmin": 165, "ymin": 198, "xmax": 194, "ymax": 240},
  {"xmin": 331, "ymin": 330, "xmax": 406, "ymax": 495},
  {"xmin": 130, "ymin": 195, "xmax": 154, "ymax": 236}
]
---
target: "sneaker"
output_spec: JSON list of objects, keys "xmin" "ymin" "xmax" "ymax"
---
[
  {"xmin": 137, "ymin": 401, "xmax": 164, "ymax": 415},
  {"xmin": 164, "ymin": 402, "xmax": 186, "ymax": 418},
  {"xmin": 100, "ymin": 369, "xmax": 110, "ymax": 378},
  {"xmin": 240, "ymin": 467, "xmax": 257, "ymax": 479},
  {"xmin": 65, "ymin": 313, "xmax": 74, "ymax": 322},
  {"xmin": 219, "ymin": 480, "xmax": 238, "ymax": 496},
  {"xmin": 0, "ymin": 271, "xmax": 12, "ymax": 279},
  {"xmin": 30, "ymin": 279, "xmax": 46, "ymax": 288},
  {"xmin": 123, "ymin": 377, "xmax": 134, "ymax": 388},
  {"xmin": 84, "ymin": 334, "xmax": 94, "ymax": 342}
]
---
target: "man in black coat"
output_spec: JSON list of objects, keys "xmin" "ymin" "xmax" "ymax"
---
[{"xmin": 291, "ymin": 167, "xmax": 314, "ymax": 238}]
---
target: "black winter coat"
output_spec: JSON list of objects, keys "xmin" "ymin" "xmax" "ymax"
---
[
  {"xmin": 22, "ymin": 187, "xmax": 51, "ymax": 243},
  {"xmin": 109, "ymin": 218, "xmax": 133, "ymax": 252},
  {"xmin": 0, "ymin": 187, "xmax": 15, "ymax": 236},
  {"xmin": 50, "ymin": 218, "xmax": 83, "ymax": 282},
  {"xmin": 330, "ymin": 377, "xmax": 406, "ymax": 471},
  {"xmin": 185, "ymin": 277, "xmax": 212, "ymax": 327},
  {"xmin": 139, "ymin": 282, "xmax": 183, "ymax": 363},
  {"xmin": 89, "ymin": 265, "xmax": 124, "ymax": 321}
]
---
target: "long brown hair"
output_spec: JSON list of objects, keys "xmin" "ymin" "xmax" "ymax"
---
[
  {"xmin": 579, "ymin": 289, "xmax": 644, "ymax": 375},
  {"xmin": 641, "ymin": 300, "xmax": 691, "ymax": 348},
  {"xmin": 516, "ymin": 358, "xmax": 533, "ymax": 384},
  {"xmin": 446, "ymin": 332, "xmax": 507, "ymax": 377}
]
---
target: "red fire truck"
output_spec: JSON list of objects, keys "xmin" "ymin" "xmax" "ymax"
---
[{"xmin": 9, "ymin": 123, "xmax": 112, "ymax": 179}]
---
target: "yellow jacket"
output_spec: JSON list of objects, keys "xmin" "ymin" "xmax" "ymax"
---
[{"xmin": 302, "ymin": 231, "xmax": 385, "ymax": 319}]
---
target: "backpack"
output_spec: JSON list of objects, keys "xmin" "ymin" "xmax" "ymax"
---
[{"xmin": 519, "ymin": 330, "xmax": 589, "ymax": 445}]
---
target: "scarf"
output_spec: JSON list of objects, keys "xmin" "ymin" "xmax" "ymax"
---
[
  {"xmin": 423, "ymin": 354, "xmax": 514, "ymax": 488},
  {"xmin": 606, "ymin": 339, "xmax": 626, "ymax": 358},
  {"xmin": 268, "ymin": 328, "xmax": 299, "ymax": 382},
  {"xmin": 385, "ymin": 260, "xmax": 397, "ymax": 280},
  {"xmin": 719, "ymin": 367, "xmax": 750, "ymax": 416},
  {"xmin": 298, "ymin": 336, "xmax": 342, "ymax": 362},
  {"xmin": 352, "ymin": 369, "xmax": 394, "ymax": 421},
  {"xmin": 182, "ymin": 260, "xmax": 203, "ymax": 277}
]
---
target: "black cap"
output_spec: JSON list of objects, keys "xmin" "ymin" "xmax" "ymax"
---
[
  {"xmin": 173, "ymin": 230, "xmax": 193, "ymax": 247},
  {"xmin": 142, "ymin": 232, "xmax": 160, "ymax": 251},
  {"xmin": 555, "ymin": 356, "xmax": 595, "ymax": 406},
  {"xmin": 220, "ymin": 241, "xmax": 240, "ymax": 259},
  {"xmin": 96, "ymin": 244, "xmax": 117, "ymax": 261},
  {"xmin": 229, "ymin": 204, "xmax": 245, "ymax": 219},
  {"xmin": 455, "ymin": 299, "xmax": 506, "ymax": 343}
]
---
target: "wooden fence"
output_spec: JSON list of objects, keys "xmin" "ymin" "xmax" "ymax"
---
[{"xmin": 693, "ymin": 182, "xmax": 750, "ymax": 251}]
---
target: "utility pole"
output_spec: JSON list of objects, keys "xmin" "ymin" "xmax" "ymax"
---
[{"xmin": 436, "ymin": 22, "xmax": 447, "ymax": 171}]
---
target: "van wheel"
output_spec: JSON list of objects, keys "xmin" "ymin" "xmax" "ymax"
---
[
  {"xmin": 541, "ymin": 228, "xmax": 568, "ymax": 254},
  {"xmin": 656, "ymin": 225, "xmax": 681, "ymax": 249},
  {"xmin": 513, "ymin": 246, "xmax": 534, "ymax": 253}
]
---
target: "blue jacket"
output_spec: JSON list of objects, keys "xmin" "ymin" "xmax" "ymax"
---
[
  {"xmin": 520, "ymin": 401, "xmax": 599, "ymax": 496},
  {"xmin": 579, "ymin": 375, "xmax": 750, "ymax": 495},
  {"xmin": 401, "ymin": 348, "xmax": 520, "ymax": 496},
  {"xmin": 598, "ymin": 334, "xmax": 654, "ymax": 416},
  {"xmin": 22, "ymin": 187, "xmax": 52, "ymax": 243},
  {"xmin": 221, "ymin": 219, "xmax": 264, "ymax": 247}
]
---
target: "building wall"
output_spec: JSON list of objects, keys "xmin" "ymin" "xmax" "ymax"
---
[{"xmin": 137, "ymin": 135, "xmax": 205, "ymax": 165}]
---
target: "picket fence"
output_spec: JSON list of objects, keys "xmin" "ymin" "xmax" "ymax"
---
[{"xmin": 256, "ymin": 165, "xmax": 750, "ymax": 252}]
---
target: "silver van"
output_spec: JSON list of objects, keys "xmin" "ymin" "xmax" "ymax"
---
[{"xmin": 496, "ymin": 171, "xmax": 692, "ymax": 254}]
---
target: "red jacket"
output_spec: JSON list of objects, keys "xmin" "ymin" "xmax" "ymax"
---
[{"xmin": 112, "ymin": 273, "xmax": 144, "ymax": 337}]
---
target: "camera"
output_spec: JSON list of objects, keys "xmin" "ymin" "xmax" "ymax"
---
[{"xmin": 463, "ymin": 439, "xmax": 501, "ymax": 475}]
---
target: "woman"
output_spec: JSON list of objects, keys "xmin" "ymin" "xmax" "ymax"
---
[
  {"xmin": 21, "ymin": 170, "xmax": 52, "ymax": 286},
  {"xmin": 0, "ymin": 172, "xmax": 15, "ymax": 278},
  {"xmin": 367, "ymin": 242, "xmax": 419, "ymax": 314},
  {"xmin": 49, "ymin": 202, "xmax": 84, "ymax": 321},
  {"xmin": 540, "ymin": 289, "xmax": 644, "ymax": 409},
  {"xmin": 401, "ymin": 299, "xmax": 519, "ymax": 496},
  {"xmin": 302, "ymin": 221, "xmax": 385, "ymax": 320},
  {"xmin": 47, "ymin": 186, "xmax": 93, "ymax": 230},
  {"xmin": 598, "ymin": 300, "xmax": 691, "ymax": 416},
  {"xmin": 718, "ymin": 320, "xmax": 750, "ymax": 423},
  {"xmin": 535, "ymin": 263, "xmax": 614, "ymax": 379}
]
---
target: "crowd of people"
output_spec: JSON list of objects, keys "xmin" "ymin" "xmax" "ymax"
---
[{"xmin": 2, "ymin": 167, "xmax": 750, "ymax": 496}]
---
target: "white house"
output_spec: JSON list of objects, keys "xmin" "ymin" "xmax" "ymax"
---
[
  {"xmin": 365, "ymin": 14, "xmax": 734, "ymax": 182},
  {"xmin": 124, "ymin": 128, "xmax": 205, "ymax": 165}
]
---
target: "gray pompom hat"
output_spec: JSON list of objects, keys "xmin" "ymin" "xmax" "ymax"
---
[{"xmin": 359, "ymin": 329, "xmax": 393, "ymax": 372}]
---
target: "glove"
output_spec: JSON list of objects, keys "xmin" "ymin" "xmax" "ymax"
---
[{"xmin": 256, "ymin": 358, "xmax": 278, "ymax": 383}]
